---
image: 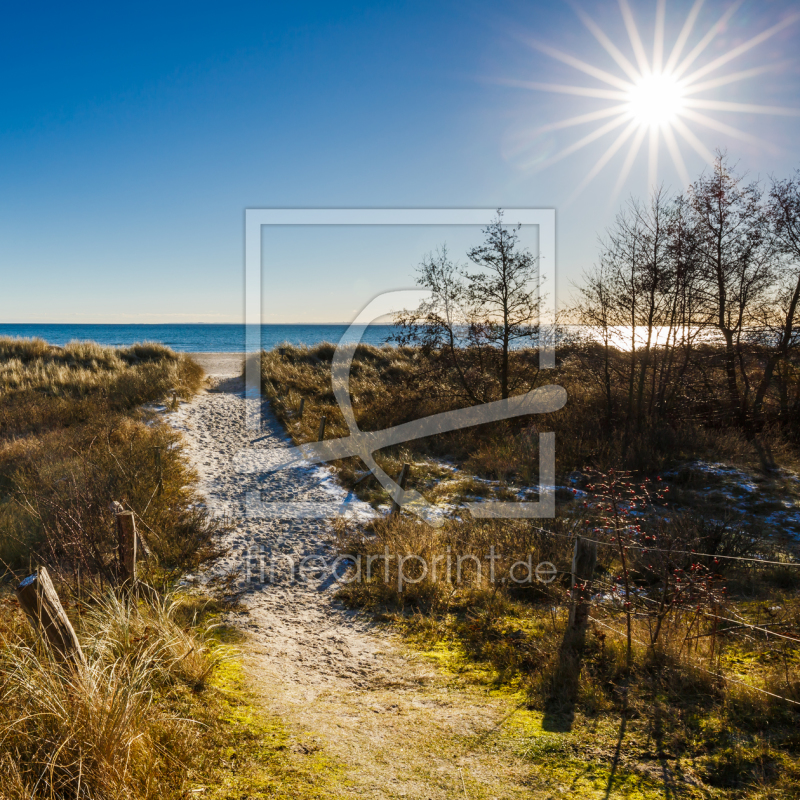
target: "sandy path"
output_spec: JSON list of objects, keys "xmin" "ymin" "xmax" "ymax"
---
[{"xmin": 170, "ymin": 355, "xmax": 537, "ymax": 799}]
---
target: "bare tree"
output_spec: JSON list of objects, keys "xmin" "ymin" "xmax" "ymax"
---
[
  {"xmin": 628, "ymin": 189, "xmax": 674, "ymax": 430},
  {"xmin": 393, "ymin": 246, "xmax": 486, "ymax": 404},
  {"xmin": 396, "ymin": 211, "xmax": 543, "ymax": 403},
  {"xmin": 752, "ymin": 172, "xmax": 800, "ymax": 421},
  {"xmin": 580, "ymin": 190, "xmax": 681, "ymax": 435},
  {"xmin": 570, "ymin": 155, "xmax": 800, "ymax": 465},
  {"xmin": 656, "ymin": 193, "xmax": 704, "ymax": 416},
  {"xmin": 574, "ymin": 256, "xmax": 617, "ymax": 426},
  {"xmin": 465, "ymin": 211, "xmax": 541, "ymax": 400},
  {"xmin": 689, "ymin": 153, "xmax": 776, "ymax": 427}
]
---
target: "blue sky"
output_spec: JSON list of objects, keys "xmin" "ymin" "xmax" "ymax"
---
[{"xmin": 0, "ymin": 0, "xmax": 798, "ymax": 323}]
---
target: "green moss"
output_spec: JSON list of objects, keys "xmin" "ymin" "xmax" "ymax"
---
[{"xmin": 191, "ymin": 652, "xmax": 350, "ymax": 799}]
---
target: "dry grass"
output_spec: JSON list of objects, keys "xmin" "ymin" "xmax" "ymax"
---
[
  {"xmin": 331, "ymin": 513, "xmax": 800, "ymax": 797},
  {"xmin": 261, "ymin": 342, "xmax": 797, "ymax": 510},
  {"xmin": 0, "ymin": 588, "xmax": 225, "ymax": 798},
  {"xmin": 0, "ymin": 586, "xmax": 345, "ymax": 800},
  {"xmin": 0, "ymin": 338, "xmax": 219, "ymax": 797},
  {"xmin": 0, "ymin": 337, "xmax": 216, "ymax": 577},
  {"xmin": 0, "ymin": 337, "xmax": 350, "ymax": 800},
  {"xmin": 0, "ymin": 338, "xmax": 201, "ymax": 400}
]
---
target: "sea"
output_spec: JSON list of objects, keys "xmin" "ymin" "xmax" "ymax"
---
[
  {"xmin": 0, "ymin": 323, "xmax": 734, "ymax": 353},
  {"xmin": 0, "ymin": 324, "xmax": 397, "ymax": 353}
]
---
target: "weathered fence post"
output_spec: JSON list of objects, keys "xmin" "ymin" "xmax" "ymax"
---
[
  {"xmin": 317, "ymin": 413, "xmax": 327, "ymax": 442},
  {"xmin": 16, "ymin": 568, "xmax": 86, "ymax": 670},
  {"xmin": 110, "ymin": 502, "xmax": 158, "ymax": 601},
  {"xmin": 298, "ymin": 397, "xmax": 305, "ymax": 419},
  {"xmin": 568, "ymin": 536, "xmax": 597, "ymax": 631},
  {"xmin": 390, "ymin": 463, "xmax": 410, "ymax": 516},
  {"xmin": 111, "ymin": 510, "xmax": 139, "ymax": 583},
  {"xmin": 112, "ymin": 502, "xmax": 150, "ymax": 561},
  {"xmin": 116, "ymin": 510, "xmax": 138, "ymax": 584}
]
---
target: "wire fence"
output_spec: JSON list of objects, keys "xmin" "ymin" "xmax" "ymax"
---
[{"xmin": 530, "ymin": 524, "xmax": 800, "ymax": 567}]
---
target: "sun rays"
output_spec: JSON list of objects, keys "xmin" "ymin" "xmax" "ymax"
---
[{"xmin": 507, "ymin": 0, "xmax": 800, "ymax": 201}]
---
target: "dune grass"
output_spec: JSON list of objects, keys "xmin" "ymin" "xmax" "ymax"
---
[
  {"xmin": 259, "ymin": 342, "xmax": 796, "ymax": 510},
  {"xmin": 0, "ymin": 338, "xmax": 199, "ymax": 399},
  {"xmin": 0, "ymin": 337, "xmax": 215, "ymax": 577},
  {"xmin": 0, "ymin": 586, "xmax": 346, "ymax": 799},
  {"xmin": 0, "ymin": 589, "xmax": 223, "ymax": 798},
  {"xmin": 0, "ymin": 337, "xmax": 350, "ymax": 799}
]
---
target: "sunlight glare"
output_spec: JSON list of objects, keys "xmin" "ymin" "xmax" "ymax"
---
[
  {"xmin": 511, "ymin": 2, "xmax": 799, "ymax": 200},
  {"xmin": 627, "ymin": 72, "xmax": 684, "ymax": 127}
]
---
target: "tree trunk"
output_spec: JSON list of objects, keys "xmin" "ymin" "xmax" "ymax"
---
[{"xmin": 720, "ymin": 328, "xmax": 745, "ymax": 424}]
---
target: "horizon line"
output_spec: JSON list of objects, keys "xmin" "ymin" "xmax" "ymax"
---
[{"xmin": 0, "ymin": 321, "xmax": 399, "ymax": 326}]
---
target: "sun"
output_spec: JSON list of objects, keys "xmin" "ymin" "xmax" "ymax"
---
[
  {"xmin": 627, "ymin": 72, "xmax": 684, "ymax": 127},
  {"xmin": 504, "ymin": 0, "xmax": 800, "ymax": 201}
]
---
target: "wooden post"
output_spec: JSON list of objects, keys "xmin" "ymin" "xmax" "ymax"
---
[
  {"xmin": 111, "ymin": 502, "xmax": 150, "ymax": 561},
  {"xmin": 116, "ymin": 511, "xmax": 138, "ymax": 584},
  {"xmin": 568, "ymin": 536, "xmax": 597, "ymax": 631},
  {"xmin": 298, "ymin": 397, "xmax": 305, "ymax": 419},
  {"xmin": 16, "ymin": 568, "xmax": 86, "ymax": 669},
  {"xmin": 390, "ymin": 463, "xmax": 410, "ymax": 516},
  {"xmin": 111, "ymin": 505, "xmax": 159, "ymax": 601},
  {"xmin": 317, "ymin": 414, "xmax": 327, "ymax": 442}
]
